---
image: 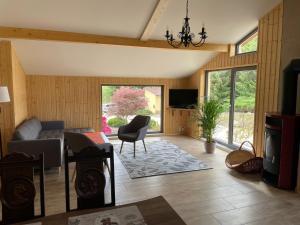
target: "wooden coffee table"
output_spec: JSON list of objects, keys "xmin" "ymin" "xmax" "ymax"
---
[{"xmin": 14, "ymin": 196, "xmax": 187, "ymax": 225}]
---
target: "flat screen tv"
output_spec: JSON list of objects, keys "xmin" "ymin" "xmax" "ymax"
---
[{"xmin": 169, "ymin": 89, "xmax": 198, "ymax": 108}]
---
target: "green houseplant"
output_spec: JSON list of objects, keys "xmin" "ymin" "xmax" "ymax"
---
[{"xmin": 193, "ymin": 99, "xmax": 224, "ymax": 153}]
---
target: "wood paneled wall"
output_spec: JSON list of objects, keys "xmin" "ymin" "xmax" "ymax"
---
[
  {"xmin": 0, "ymin": 41, "xmax": 28, "ymax": 155},
  {"xmin": 11, "ymin": 45, "xmax": 28, "ymax": 127},
  {"xmin": 203, "ymin": 52, "xmax": 258, "ymax": 71},
  {"xmin": 254, "ymin": 3, "xmax": 283, "ymax": 156},
  {"xmin": 189, "ymin": 3, "xmax": 283, "ymax": 156},
  {"xmin": 0, "ymin": 41, "xmax": 15, "ymax": 155},
  {"xmin": 26, "ymin": 75, "xmax": 194, "ymax": 136}
]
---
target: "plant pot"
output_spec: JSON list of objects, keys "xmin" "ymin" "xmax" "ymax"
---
[{"xmin": 204, "ymin": 141, "xmax": 216, "ymax": 154}]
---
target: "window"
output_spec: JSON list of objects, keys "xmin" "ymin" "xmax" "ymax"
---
[
  {"xmin": 206, "ymin": 67, "xmax": 257, "ymax": 148},
  {"xmin": 236, "ymin": 29, "xmax": 258, "ymax": 54},
  {"xmin": 101, "ymin": 85, "xmax": 163, "ymax": 136}
]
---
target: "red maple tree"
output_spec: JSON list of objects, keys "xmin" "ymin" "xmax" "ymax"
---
[{"xmin": 108, "ymin": 87, "xmax": 147, "ymax": 121}]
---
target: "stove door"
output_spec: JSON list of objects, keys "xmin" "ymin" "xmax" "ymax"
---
[{"xmin": 264, "ymin": 128, "xmax": 281, "ymax": 175}]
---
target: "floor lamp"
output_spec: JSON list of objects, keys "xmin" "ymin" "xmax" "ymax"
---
[{"xmin": 0, "ymin": 86, "xmax": 10, "ymax": 158}]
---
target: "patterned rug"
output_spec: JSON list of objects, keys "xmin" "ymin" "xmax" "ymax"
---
[{"xmin": 113, "ymin": 140, "xmax": 212, "ymax": 179}]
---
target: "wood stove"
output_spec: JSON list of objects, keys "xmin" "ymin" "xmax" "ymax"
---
[
  {"xmin": 263, "ymin": 59, "xmax": 300, "ymax": 190},
  {"xmin": 263, "ymin": 113, "xmax": 300, "ymax": 189}
]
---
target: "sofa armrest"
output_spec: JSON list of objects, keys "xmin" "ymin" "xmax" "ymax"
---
[
  {"xmin": 8, "ymin": 139, "xmax": 63, "ymax": 168},
  {"xmin": 41, "ymin": 121, "xmax": 65, "ymax": 130}
]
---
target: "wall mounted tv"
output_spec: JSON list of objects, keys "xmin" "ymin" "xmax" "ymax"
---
[{"xmin": 169, "ymin": 89, "xmax": 198, "ymax": 108}]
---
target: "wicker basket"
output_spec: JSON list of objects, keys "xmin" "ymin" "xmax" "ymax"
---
[{"xmin": 225, "ymin": 141, "xmax": 263, "ymax": 173}]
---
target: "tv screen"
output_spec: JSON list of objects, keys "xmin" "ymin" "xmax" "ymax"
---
[{"xmin": 169, "ymin": 89, "xmax": 198, "ymax": 108}]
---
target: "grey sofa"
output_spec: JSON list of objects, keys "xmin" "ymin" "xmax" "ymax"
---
[{"xmin": 8, "ymin": 118, "xmax": 94, "ymax": 168}]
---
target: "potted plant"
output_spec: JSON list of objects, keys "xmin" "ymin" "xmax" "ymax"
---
[{"xmin": 192, "ymin": 98, "xmax": 224, "ymax": 153}]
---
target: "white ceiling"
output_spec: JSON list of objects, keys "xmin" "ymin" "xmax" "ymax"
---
[
  {"xmin": 153, "ymin": 0, "xmax": 281, "ymax": 43},
  {"xmin": 0, "ymin": 0, "xmax": 158, "ymax": 38},
  {"xmin": 0, "ymin": 0, "xmax": 281, "ymax": 78},
  {"xmin": 9, "ymin": 39, "xmax": 216, "ymax": 78}
]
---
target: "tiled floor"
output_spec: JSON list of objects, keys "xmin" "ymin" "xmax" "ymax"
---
[{"xmin": 30, "ymin": 136, "xmax": 300, "ymax": 224}]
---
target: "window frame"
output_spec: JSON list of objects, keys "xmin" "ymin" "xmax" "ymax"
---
[
  {"xmin": 235, "ymin": 28, "xmax": 258, "ymax": 55},
  {"xmin": 100, "ymin": 84, "xmax": 164, "ymax": 136},
  {"xmin": 205, "ymin": 66, "xmax": 257, "ymax": 149}
]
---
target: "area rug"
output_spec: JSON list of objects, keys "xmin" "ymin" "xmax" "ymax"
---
[{"xmin": 113, "ymin": 140, "xmax": 212, "ymax": 179}]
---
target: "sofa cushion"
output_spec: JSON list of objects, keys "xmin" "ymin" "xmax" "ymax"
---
[
  {"xmin": 39, "ymin": 130, "xmax": 64, "ymax": 140},
  {"xmin": 15, "ymin": 118, "xmax": 42, "ymax": 140},
  {"xmin": 64, "ymin": 128, "xmax": 95, "ymax": 133}
]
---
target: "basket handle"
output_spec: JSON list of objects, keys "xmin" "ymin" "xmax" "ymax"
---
[{"xmin": 238, "ymin": 141, "xmax": 256, "ymax": 156}]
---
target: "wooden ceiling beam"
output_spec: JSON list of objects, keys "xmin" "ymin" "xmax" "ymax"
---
[
  {"xmin": 140, "ymin": 0, "xmax": 170, "ymax": 41},
  {"xmin": 0, "ymin": 26, "xmax": 229, "ymax": 52}
]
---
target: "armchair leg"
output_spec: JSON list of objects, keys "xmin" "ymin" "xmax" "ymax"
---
[
  {"xmin": 120, "ymin": 141, "xmax": 124, "ymax": 154},
  {"xmin": 142, "ymin": 139, "xmax": 147, "ymax": 153},
  {"xmin": 134, "ymin": 142, "xmax": 136, "ymax": 158}
]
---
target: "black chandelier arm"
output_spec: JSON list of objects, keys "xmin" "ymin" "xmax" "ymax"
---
[
  {"xmin": 190, "ymin": 38, "xmax": 206, "ymax": 47},
  {"xmin": 167, "ymin": 38, "xmax": 183, "ymax": 48},
  {"xmin": 191, "ymin": 32, "xmax": 207, "ymax": 47}
]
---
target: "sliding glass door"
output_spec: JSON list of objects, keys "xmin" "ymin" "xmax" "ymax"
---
[
  {"xmin": 101, "ymin": 85, "xmax": 163, "ymax": 136},
  {"xmin": 206, "ymin": 67, "xmax": 257, "ymax": 147},
  {"xmin": 232, "ymin": 69, "xmax": 257, "ymax": 145},
  {"xmin": 206, "ymin": 70, "xmax": 231, "ymax": 143}
]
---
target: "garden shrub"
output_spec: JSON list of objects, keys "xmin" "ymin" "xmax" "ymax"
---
[
  {"xmin": 149, "ymin": 119, "xmax": 159, "ymax": 130},
  {"xmin": 108, "ymin": 117, "xmax": 127, "ymax": 127},
  {"xmin": 136, "ymin": 109, "xmax": 153, "ymax": 116}
]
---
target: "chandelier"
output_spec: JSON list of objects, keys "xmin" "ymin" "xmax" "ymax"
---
[{"xmin": 165, "ymin": 0, "xmax": 207, "ymax": 48}]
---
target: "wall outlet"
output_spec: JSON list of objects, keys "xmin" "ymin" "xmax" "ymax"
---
[{"xmin": 178, "ymin": 127, "xmax": 185, "ymax": 133}]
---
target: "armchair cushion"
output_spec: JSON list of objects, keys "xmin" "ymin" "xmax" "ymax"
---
[{"xmin": 118, "ymin": 133, "xmax": 138, "ymax": 142}]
